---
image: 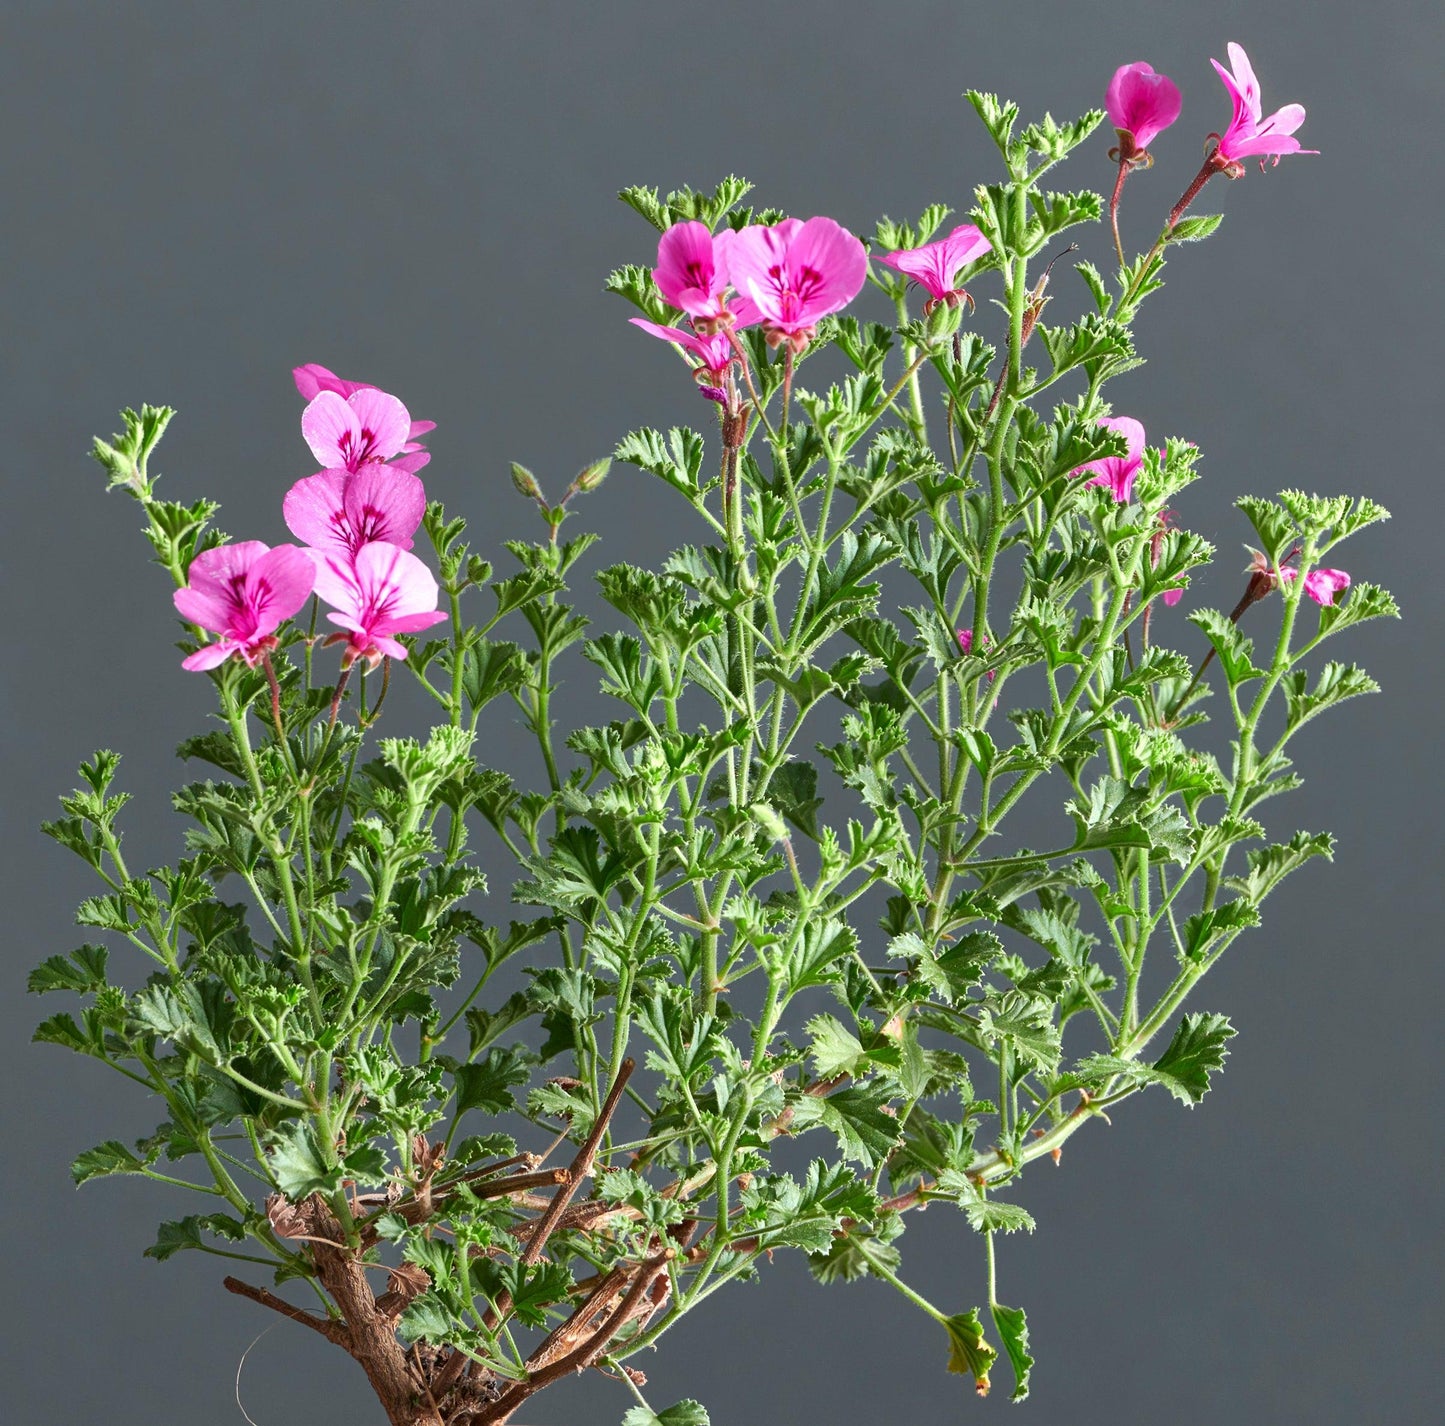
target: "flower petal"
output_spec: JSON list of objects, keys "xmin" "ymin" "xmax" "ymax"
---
[
  {"xmin": 283, "ymin": 470, "xmax": 353, "ymax": 551},
  {"xmin": 345, "ymin": 388, "xmax": 412, "ymax": 463},
  {"xmin": 181, "ymin": 641, "xmax": 237, "ymax": 671},
  {"xmin": 343, "ymin": 465, "xmax": 427, "ymax": 551},
  {"xmin": 1225, "ymin": 42, "xmax": 1263, "ymax": 122},
  {"xmin": 655, "ymin": 221, "xmax": 725, "ymax": 318},
  {"xmin": 301, "ymin": 390, "xmax": 361, "ymax": 469},
  {"xmin": 1105, "ymin": 62, "xmax": 1183, "ymax": 150},
  {"xmin": 248, "ymin": 545, "xmax": 318, "ymax": 631},
  {"xmin": 1098, "ymin": 415, "xmax": 1146, "ymax": 463},
  {"xmin": 293, "ymin": 363, "xmax": 369, "ymax": 401}
]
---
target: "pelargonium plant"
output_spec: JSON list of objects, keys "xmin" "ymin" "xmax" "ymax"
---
[{"xmin": 35, "ymin": 45, "xmax": 1393, "ymax": 1425}]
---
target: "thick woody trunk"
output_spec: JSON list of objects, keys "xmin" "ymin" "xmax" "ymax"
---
[{"xmin": 309, "ymin": 1234, "xmax": 447, "ymax": 1426}]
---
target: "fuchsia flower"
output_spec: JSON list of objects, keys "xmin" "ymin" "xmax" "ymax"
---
[
  {"xmin": 1073, "ymin": 416, "xmax": 1147, "ymax": 503},
  {"xmin": 956, "ymin": 628, "xmax": 997, "ymax": 681},
  {"xmin": 173, "ymin": 541, "xmax": 316, "ymax": 671},
  {"xmin": 875, "ymin": 224, "xmax": 993, "ymax": 308},
  {"xmin": 1106, "ymin": 62, "xmax": 1183, "ymax": 162},
  {"xmin": 652, "ymin": 222, "xmax": 758, "ymax": 332},
  {"xmin": 293, "ymin": 364, "xmax": 435, "ymax": 467},
  {"xmin": 1210, "ymin": 42, "xmax": 1313, "ymax": 168},
  {"xmin": 628, "ymin": 318, "xmax": 736, "ymax": 383},
  {"xmin": 283, "ymin": 464, "xmax": 427, "ymax": 559},
  {"xmin": 1288, "ymin": 565, "xmax": 1352, "ymax": 606},
  {"xmin": 1242, "ymin": 548, "xmax": 1348, "ymax": 606},
  {"xmin": 1152, "ymin": 513, "xmax": 1185, "ymax": 607},
  {"xmin": 309, "ymin": 541, "xmax": 447, "ymax": 669},
  {"xmin": 301, "ymin": 388, "xmax": 423, "ymax": 476},
  {"xmin": 725, "ymin": 217, "xmax": 868, "ymax": 352}
]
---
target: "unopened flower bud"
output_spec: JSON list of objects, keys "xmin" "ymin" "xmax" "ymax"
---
[
  {"xmin": 510, "ymin": 462, "xmax": 544, "ymax": 503},
  {"xmin": 570, "ymin": 457, "xmax": 611, "ymax": 494},
  {"xmin": 924, "ymin": 294, "xmax": 966, "ymax": 340}
]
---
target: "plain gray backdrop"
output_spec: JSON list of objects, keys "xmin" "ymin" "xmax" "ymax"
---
[{"xmin": 3, "ymin": 2, "xmax": 1441, "ymax": 1422}]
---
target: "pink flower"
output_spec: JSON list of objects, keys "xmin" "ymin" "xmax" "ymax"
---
[
  {"xmin": 956, "ymin": 628, "xmax": 996, "ymax": 680},
  {"xmin": 283, "ymin": 465, "xmax": 428, "ymax": 559},
  {"xmin": 173, "ymin": 541, "xmax": 316, "ymax": 671},
  {"xmin": 1151, "ymin": 512, "xmax": 1185, "ymax": 607},
  {"xmin": 1106, "ymin": 62, "xmax": 1182, "ymax": 159},
  {"xmin": 1073, "ymin": 416, "xmax": 1147, "ymax": 503},
  {"xmin": 1210, "ymin": 42, "xmax": 1313, "ymax": 166},
  {"xmin": 293, "ymin": 363, "xmax": 370, "ymax": 401},
  {"xmin": 293, "ymin": 364, "xmax": 436, "ymax": 468},
  {"xmin": 653, "ymin": 222, "xmax": 758, "ymax": 332},
  {"xmin": 1299, "ymin": 567, "xmax": 1351, "ymax": 606},
  {"xmin": 302, "ymin": 388, "xmax": 424, "ymax": 477},
  {"xmin": 628, "ymin": 318, "xmax": 736, "ymax": 382},
  {"xmin": 309, "ymin": 541, "xmax": 447, "ymax": 669},
  {"xmin": 875, "ymin": 224, "xmax": 992, "ymax": 307},
  {"xmin": 725, "ymin": 217, "xmax": 868, "ymax": 351}
]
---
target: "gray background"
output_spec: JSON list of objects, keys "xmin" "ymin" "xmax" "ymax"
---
[{"xmin": 3, "ymin": 1, "xmax": 1440, "ymax": 1422}]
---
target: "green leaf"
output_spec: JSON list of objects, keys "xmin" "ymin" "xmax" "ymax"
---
[
  {"xmin": 1167, "ymin": 213, "xmax": 1224, "ymax": 244},
  {"xmin": 991, "ymin": 1301, "xmax": 1034, "ymax": 1402},
  {"xmin": 1282, "ymin": 661, "xmax": 1380, "ymax": 731},
  {"xmin": 144, "ymin": 1212, "xmax": 247, "ymax": 1261},
  {"xmin": 71, "ymin": 1140, "xmax": 150, "ymax": 1186},
  {"xmin": 1078, "ymin": 1012, "xmax": 1236, "ymax": 1106},
  {"xmin": 965, "ymin": 91, "xmax": 1020, "ymax": 159},
  {"xmin": 1316, "ymin": 581, "xmax": 1399, "ymax": 638},
  {"xmin": 615, "ymin": 426, "xmax": 707, "ymax": 500},
  {"xmin": 465, "ymin": 992, "xmax": 534, "ymax": 1059},
  {"xmin": 937, "ymin": 1172, "xmax": 1037, "ymax": 1235},
  {"xmin": 765, "ymin": 760, "xmax": 824, "ymax": 840},
  {"xmin": 28, "ymin": 944, "xmax": 109, "ymax": 994},
  {"xmin": 966, "ymin": 1199, "xmax": 1037, "ymax": 1235},
  {"xmin": 944, "ymin": 1307, "xmax": 997, "ymax": 1396},
  {"xmin": 1187, "ymin": 608, "xmax": 1266, "ymax": 688},
  {"xmin": 91, "ymin": 404, "xmax": 175, "ymax": 494},
  {"xmin": 265, "ymin": 1120, "xmax": 342, "ymax": 1198},
  {"xmin": 622, "ymin": 1403, "xmax": 711, "ymax": 1426},
  {"xmin": 397, "ymin": 1294, "xmax": 457, "ymax": 1345},
  {"xmin": 451, "ymin": 1045, "xmax": 532, "ymax": 1118},
  {"xmin": 792, "ymin": 1082, "xmax": 902, "ymax": 1169},
  {"xmin": 976, "ymin": 992, "xmax": 1062, "ymax": 1074},
  {"xmin": 1075, "ymin": 260, "xmax": 1111, "ymax": 316},
  {"xmin": 1226, "ymin": 830, "xmax": 1334, "ymax": 905},
  {"xmin": 807, "ymin": 1217, "xmax": 904, "ymax": 1284},
  {"xmin": 1152, "ymin": 1013, "xmax": 1236, "ymax": 1104},
  {"xmin": 804, "ymin": 1014, "xmax": 867, "ymax": 1079}
]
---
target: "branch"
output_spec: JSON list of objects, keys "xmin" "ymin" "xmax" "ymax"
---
[
  {"xmin": 520, "ymin": 1058, "xmax": 636, "ymax": 1267},
  {"xmin": 468, "ymin": 1251, "xmax": 671, "ymax": 1426},
  {"xmin": 481, "ymin": 1059, "xmax": 636, "ymax": 1335},
  {"xmin": 223, "ymin": 1275, "xmax": 349, "ymax": 1346}
]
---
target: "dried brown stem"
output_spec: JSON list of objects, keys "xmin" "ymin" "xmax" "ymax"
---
[
  {"xmin": 223, "ymin": 1274, "xmax": 349, "ymax": 1346},
  {"xmin": 468, "ymin": 1251, "xmax": 671, "ymax": 1426},
  {"xmin": 481, "ymin": 1059, "xmax": 636, "ymax": 1334},
  {"xmin": 519, "ymin": 1058, "xmax": 635, "ymax": 1268}
]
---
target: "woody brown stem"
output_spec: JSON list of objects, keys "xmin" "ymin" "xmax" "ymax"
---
[
  {"xmin": 483, "ymin": 1059, "xmax": 636, "ymax": 1330},
  {"xmin": 468, "ymin": 1251, "xmax": 672, "ymax": 1426},
  {"xmin": 520, "ymin": 1059, "xmax": 635, "ymax": 1266},
  {"xmin": 223, "ymin": 1274, "xmax": 349, "ymax": 1345}
]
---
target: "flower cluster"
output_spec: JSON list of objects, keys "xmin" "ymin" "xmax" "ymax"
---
[
  {"xmin": 633, "ymin": 214, "xmax": 869, "ymax": 386},
  {"xmin": 174, "ymin": 364, "xmax": 446, "ymax": 675}
]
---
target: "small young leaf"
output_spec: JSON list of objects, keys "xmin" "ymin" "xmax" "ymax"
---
[{"xmin": 622, "ymin": 1403, "xmax": 711, "ymax": 1426}]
